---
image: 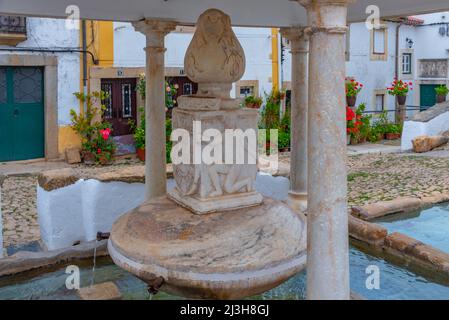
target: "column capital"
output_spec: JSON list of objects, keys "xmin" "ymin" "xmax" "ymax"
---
[
  {"xmin": 297, "ymin": 0, "xmax": 355, "ymax": 8},
  {"xmin": 280, "ymin": 27, "xmax": 308, "ymax": 41},
  {"xmin": 297, "ymin": 0, "xmax": 355, "ymax": 30},
  {"xmin": 132, "ymin": 19, "xmax": 177, "ymax": 48},
  {"xmin": 280, "ymin": 27, "xmax": 310, "ymax": 53}
]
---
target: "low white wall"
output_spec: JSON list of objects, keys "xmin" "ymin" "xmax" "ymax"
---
[
  {"xmin": 37, "ymin": 174, "xmax": 290, "ymax": 251},
  {"xmin": 401, "ymin": 111, "xmax": 449, "ymax": 151}
]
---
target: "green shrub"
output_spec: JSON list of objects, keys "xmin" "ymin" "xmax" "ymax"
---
[{"xmin": 435, "ymin": 84, "xmax": 449, "ymax": 96}]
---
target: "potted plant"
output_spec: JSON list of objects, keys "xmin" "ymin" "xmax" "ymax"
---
[
  {"xmin": 387, "ymin": 78, "xmax": 412, "ymax": 105},
  {"xmin": 385, "ymin": 123, "xmax": 402, "ymax": 140},
  {"xmin": 130, "ymin": 108, "xmax": 146, "ymax": 161},
  {"xmin": 70, "ymin": 91, "xmax": 116, "ymax": 165},
  {"xmin": 346, "ymin": 104, "xmax": 371, "ymax": 145},
  {"xmin": 435, "ymin": 84, "xmax": 449, "ymax": 104},
  {"xmin": 346, "ymin": 106, "xmax": 356, "ymax": 145},
  {"xmin": 278, "ymin": 131, "xmax": 290, "ymax": 152},
  {"xmin": 345, "ymin": 78, "xmax": 363, "ymax": 108},
  {"xmin": 244, "ymin": 95, "xmax": 263, "ymax": 109},
  {"xmin": 133, "ymin": 76, "xmax": 177, "ymax": 161}
]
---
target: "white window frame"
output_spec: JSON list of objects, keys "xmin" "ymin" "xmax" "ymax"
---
[{"xmin": 402, "ymin": 53, "xmax": 412, "ymax": 75}]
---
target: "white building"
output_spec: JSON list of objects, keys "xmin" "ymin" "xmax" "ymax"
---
[{"xmin": 1, "ymin": 12, "xmax": 449, "ymax": 161}]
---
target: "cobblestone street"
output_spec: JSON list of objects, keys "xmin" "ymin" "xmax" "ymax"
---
[{"xmin": 2, "ymin": 152, "xmax": 449, "ymax": 251}]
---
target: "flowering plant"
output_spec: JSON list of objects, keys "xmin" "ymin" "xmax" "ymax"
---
[
  {"xmin": 137, "ymin": 74, "xmax": 178, "ymax": 110},
  {"xmin": 70, "ymin": 91, "xmax": 116, "ymax": 165},
  {"xmin": 85, "ymin": 123, "xmax": 116, "ymax": 164},
  {"xmin": 165, "ymin": 82, "xmax": 178, "ymax": 109},
  {"xmin": 387, "ymin": 79, "xmax": 413, "ymax": 96},
  {"xmin": 345, "ymin": 78, "xmax": 363, "ymax": 97},
  {"xmin": 346, "ymin": 104, "xmax": 371, "ymax": 141}
]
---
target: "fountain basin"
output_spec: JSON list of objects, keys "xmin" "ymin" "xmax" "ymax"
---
[{"xmin": 108, "ymin": 196, "xmax": 307, "ymax": 299}]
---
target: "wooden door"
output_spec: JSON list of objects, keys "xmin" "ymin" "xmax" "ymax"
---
[{"xmin": 101, "ymin": 78, "xmax": 137, "ymax": 136}]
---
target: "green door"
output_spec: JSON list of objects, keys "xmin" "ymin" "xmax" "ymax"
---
[
  {"xmin": 0, "ymin": 67, "xmax": 44, "ymax": 161},
  {"xmin": 420, "ymin": 84, "xmax": 438, "ymax": 111}
]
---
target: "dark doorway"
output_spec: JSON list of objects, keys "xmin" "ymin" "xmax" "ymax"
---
[{"xmin": 101, "ymin": 78, "xmax": 137, "ymax": 136}]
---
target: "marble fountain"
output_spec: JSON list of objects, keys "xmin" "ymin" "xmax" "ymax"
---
[{"xmin": 108, "ymin": 9, "xmax": 307, "ymax": 300}]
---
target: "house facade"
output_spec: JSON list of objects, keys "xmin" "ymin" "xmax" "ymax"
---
[{"xmin": 1, "ymin": 12, "xmax": 449, "ymax": 161}]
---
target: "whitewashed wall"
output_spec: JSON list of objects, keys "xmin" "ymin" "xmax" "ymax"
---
[
  {"xmin": 9, "ymin": 18, "xmax": 81, "ymax": 126},
  {"xmin": 113, "ymin": 22, "xmax": 274, "ymax": 97},
  {"xmin": 413, "ymin": 12, "xmax": 449, "ymax": 59}
]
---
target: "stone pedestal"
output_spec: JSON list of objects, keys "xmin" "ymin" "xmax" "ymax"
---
[
  {"xmin": 167, "ymin": 8, "xmax": 262, "ymax": 214},
  {"xmin": 169, "ymin": 102, "xmax": 262, "ymax": 214}
]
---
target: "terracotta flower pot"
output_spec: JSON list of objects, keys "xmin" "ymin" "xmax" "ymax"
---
[
  {"xmin": 436, "ymin": 94, "xmax": 447, "ymax": 104},
  {"xmin": 137, "ymin": 148, "xmax": 145, "ymax": 161},
  {"xmin": 246, "ymin": 103, "xmax": 261, "ymax": 109},
  {"xmin": 98, "ymin": 154, "xmax": 112, "ymax": 165},
  {"xmin": 346, "ymin": 95, "xmax": 357, "ymax": 108},
  {"xmin": 386, "ymin": 133, "xmax": 401, "ymax": 140},
  {"xmin": 396, "ymin": 95, "xmax": 407, "ymax": 106},
  {"xmin": 82, "ymin": 151, "xmax": 96, "ymax": 165}
]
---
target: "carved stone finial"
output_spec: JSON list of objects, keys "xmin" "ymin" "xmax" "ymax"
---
[{"xmin": 184, "ymin": 8, "xmax": 245, "ymax": 99}]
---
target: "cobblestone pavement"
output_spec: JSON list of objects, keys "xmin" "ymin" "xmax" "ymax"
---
[
  {"xmin": 1, "ymin": 156, "xmax": 142, "ymax": 249},
  {"xmin": 2, "ymin": 152, "xmax": 449, "ymax": 250}
]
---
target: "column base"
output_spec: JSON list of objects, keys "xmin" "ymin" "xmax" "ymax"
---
[
  {"xmin": 168, "ymin": 187, "xmax": 263, "ymax": 215},
  {"xmin": 287, "ymin": 191, "xmax": 308, "ymax": 213}
]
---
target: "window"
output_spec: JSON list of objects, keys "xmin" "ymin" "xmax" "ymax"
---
[
  {"xmin": 402, "ymin": 53, "xmax": 412, "ymax": 75},
  {"xmin": 373, "ymin": 29, "xmax": 385, "ymax": 54},
  {"xmin": 235, "ymin": 80, "xmax": 259, "ymax": 98},
  {"xmin": 239, "ymin": 86, "xmax": 254, "ymax": 98},
  {"xmin": 375, "ymin": 94, "xmax": 385, "ymax": 111},
  {"xmin": 183, "ymin": 83, "xmax": 192, "ymax": 95},
  {"xmin": 370, "ymin": 26, "xmax": 388, "ymax": 61}
]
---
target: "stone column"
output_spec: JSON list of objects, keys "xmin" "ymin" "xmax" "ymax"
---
[
  {"xmin": 280, "ymin": 27, "xmax": 309, "ymax": 212},
  {"xmin": 298, "ymin": 0, "xmax": 354, "ymax": 300},
  {"xmin": 133, "ymin": 20, "xmax": 176, "ymax": 200}
]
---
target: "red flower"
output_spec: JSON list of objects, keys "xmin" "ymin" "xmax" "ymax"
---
[
  {"xmin": 346, "ymin": 106, "xmax": 355, "ymax": 121},
  {"xmin": 97, "ymin": 148, "xmax": 102, "ymax": 154},
  {"xmin": 99, "ymin": 128, "xmax": 111, "ymax": 140}
]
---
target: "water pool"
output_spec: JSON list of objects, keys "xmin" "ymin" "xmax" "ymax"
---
[
  {"xmin": 376, "ymin": 202, "xmax": 449, "ymax": 254},
  {"xmin": 1, "ymin": 246, "xmax": 449, "ymax": 300}
]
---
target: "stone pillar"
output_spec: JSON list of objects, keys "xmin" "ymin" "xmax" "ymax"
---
[
  {"xmin": 133, "ymin": 20, "xmax": 176, "ymax": 200},
  {"xmin": 298, "ymin": 0, "xmax": 354, "ymax": 300},
  {"xmin": 280, "ymin": 27, "xmax": 309, "ymax": 213}
]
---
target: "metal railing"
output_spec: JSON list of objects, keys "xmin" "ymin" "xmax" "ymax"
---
[{"xmin": 0, "ymin": 15, "xmax": 27, "ymax": 34}]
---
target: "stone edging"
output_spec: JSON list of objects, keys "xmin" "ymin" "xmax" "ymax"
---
[
  {"xmin": 37, "ymin": 165, "xmax": 174, "ymax": 191},
  {"xmin": 349, "ymin": 206, "xmax": 449, "ymax": 282},
  {"xmin": 37, "ymin": 168, "xmax": 79, "ymax": 192},
  {"xmin": 0, "ymin": 240, "xmax": 108, "ymax": 277},
  {"xmin": 351, "ymin": 193, "xmax": 449, "ymax": 221}
]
